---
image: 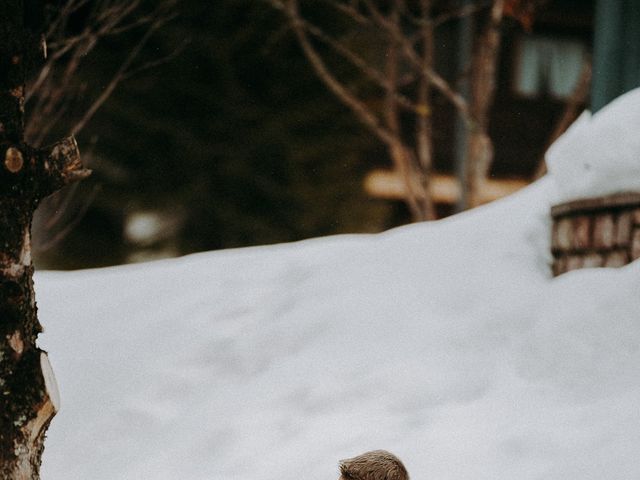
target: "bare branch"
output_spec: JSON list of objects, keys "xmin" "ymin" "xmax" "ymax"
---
[
  {"xmin": 415, "ymin": 0, "xmax": 436, "ymax": 219},
  {"xmin": 36, "ymin": 184, "xmax": 101, "ymax": 252},
  {"xmin": 45, "ymin": 0, "xmax": 91, "ymax": 38},
  {"xmin": 266, "ymin": 0, "xmax": 286, "ymax": 11},
  {"xmin": 43, "ymin": 181, "xmax": 80, "ymax": 230},
  {"xmin": 384, "ymin": 9, "xmax": 401, "ymax": 138},
  {"xmin": 282, "ymin": 0, "xmax": 397, "ymax": 147},
  {"xmin": 319, "ymin": 0, "xmax": 371, "ymax": 25},
  {"xmin": 300, "ymin": 19, "xmax": 419, "ymax": 113},
  {"xmin": 401, "ymin": 36, "xmax": 473, "ymax": 123},
  {"xmin": 69, "ymin": 16, "xmax": 162, "ymax": 136},
  {"xmin": 464, "ymin": 0, "xmax": 505, "ymax": 207},
  {"xmin": 362, "ymin": 0, "xmax": 473, "ymax": 123},
  {"xmin": 121, "ymin": 36, "xmax": 188, "ymax": 80},
  {"xmin": 383, "ymin": 4, "xmax": 424, "ymax": 220},
  {"xmin": 26, "ymin": 0, "xmax": 177, "ymax": 249},
  {"xmin": 416, "ymin": 0, "xmax": 434, "ymax": 164},
  {"xmin": 433, "ymin": 1, "xmax": 493, "ymax": 27},
  {"xmin": 361, "ymin": 0, "xmax": 384, "ymax": 21},
  {"xmin": 469, "ymin": 0, "xmax": 505, "ymax": 128}
]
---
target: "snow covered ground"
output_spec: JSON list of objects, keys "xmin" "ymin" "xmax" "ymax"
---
[{"xmin": 36, "ymin": 91, "xmax": 640, "ymax": 479}]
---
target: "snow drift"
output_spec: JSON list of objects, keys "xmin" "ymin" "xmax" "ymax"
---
[
  {"xmin": 36, "ymin": 90, "xmax": 640, "ymax": 479},
  {"xmin": 546, "ymin": 87, "xmax": 640, "ymax": 202}
]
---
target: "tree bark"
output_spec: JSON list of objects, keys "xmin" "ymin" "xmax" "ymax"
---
[
  {"xmin": 383, "ymin": 6, "xmax": 425, "ymax": 221},
  {"xmin": 0, "ymin": 1, "xmax": 90, "ymax": 477},
  {"xmin": 465, "ymin": 0, "xmax": 504, "ymax": 208},
  {"xmin": 415, "ymin": 0, "xmax": 437, "ymax": 220}
]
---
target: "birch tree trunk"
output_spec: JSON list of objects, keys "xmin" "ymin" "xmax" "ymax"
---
[{"xmin": 0, "ymin": 1, "xmax": 90, "ymax": 477}]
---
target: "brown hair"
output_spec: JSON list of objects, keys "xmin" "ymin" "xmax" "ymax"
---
[{"xmin": 339, "ymin": 450, "xmax": 409, "ymax": 480}]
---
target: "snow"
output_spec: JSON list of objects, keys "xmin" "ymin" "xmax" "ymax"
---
[
  {"xmin": 35, "ymin": 178, "xmax": 640, "ymax": 479},
  {"xmin": 35, "ymin": 93, "xmax": 640, "ymax": 479},
  {"xmin": 546, "ymin": 87, "xmax": 640, "ymax": 202}
]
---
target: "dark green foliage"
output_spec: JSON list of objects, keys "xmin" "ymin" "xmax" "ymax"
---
[{"xmin": 34, "ymin": 0, "xmax": 394, "ymax": 268}]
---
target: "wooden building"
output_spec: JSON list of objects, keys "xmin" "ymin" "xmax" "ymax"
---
[{"xmin": 365, "ymin": 0, "xmax": 597, "ymax": 216}]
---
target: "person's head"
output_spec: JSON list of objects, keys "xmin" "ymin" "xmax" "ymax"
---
[{"xmin": 338, "ymin": 450, "xmax": 409, "ymax": 480}]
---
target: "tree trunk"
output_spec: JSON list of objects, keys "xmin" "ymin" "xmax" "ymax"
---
[
  {"xmin": 0, "ymin": 1, "xmax": 90, "ymax": 477},
  {"xmin": 465, "ymin": 0, "xmax": 504, "ymax": 208},
  {"xmin": 415, "ymin": 0, "xmax": 437, "ymax": 221},
  {"xmin": 383, "ymin": 13, "xmax": 426, "ymax": 222}
]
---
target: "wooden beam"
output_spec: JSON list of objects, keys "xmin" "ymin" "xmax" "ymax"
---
[{"xmin": 363, "ymin": 169, "xmax": 529, "ymax": 205}]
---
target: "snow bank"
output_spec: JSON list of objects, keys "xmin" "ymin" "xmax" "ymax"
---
[
  {"xmin": 34, "ymin": 174, "xmax": 640, "ymax": 479},
  {"xmin": 546, "ymin": 87, "xmax": 640, "ymax": 202},
  {"xmin": 32, "ymin": 92, "xmax": 640, "ymax": 479}
]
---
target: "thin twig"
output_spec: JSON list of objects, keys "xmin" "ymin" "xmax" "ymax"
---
[
  {"xmin": 383, "ymin": 3, "xmax": 424, "ymax": 220},
  {"xmin": 433, "ymin": 1, "xmax": 492, "ymax": 27},
  {"xmin": 300, "ymin": 19, "xmax": 419, "ymax": 112},
  {"xmin": 28, "ymin": 0, "xmax": 177, "ymax": 248},
  {"xmin": 415, "ymin": 0, "xmax": 436, "ymax": 219},
  {"xmin": 362, "ymin": 0, "xmax": 473, "ymax": 123},
  {"xmin": 70, "ymin": 17, "xmax": 163, "ymax": 136},
  {"xmin": 36, "ymin": 184, "xmax": 102, "ymax": 252},
  {"xmin": 283, "ymin": 0, "xmax": 397, "ymax": 148},
  {"xmin": 320, "ymin": 0, "xmax": 371, "ymax": 25}
]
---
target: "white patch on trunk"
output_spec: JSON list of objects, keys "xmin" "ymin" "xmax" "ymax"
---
[
  {"xmin": 40, "ymin": 352, "xmax": 60, "ymax": 412},
  {"xmin": 10, "ymin": 354, "xmax": 61, "ymax": 478},
  {"xmin": 1, "ymin": 228, "xmax": 32, "ymax": 278},
  {"xmin": 4, "ymin": 263, "xmax": 25, "ymax": 277},
  {"xmin": 20, "ymin": 228, "xmax": 31, "ymax": 266},
  {"xmin": 12, "ymin": 441, "xmax": 32, "ymax": 480},
  {"xmin": 7, "ymin": 331, "xmax": 23, "ymax": 356}
]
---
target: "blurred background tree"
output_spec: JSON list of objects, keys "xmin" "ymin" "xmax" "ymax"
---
[
  {"xmin": 266, "ymin": 0, "xmax": 527, "ymax": 220},
  {"xmin": 30, "ymin": 0, "xmax": 598, "ymax": 269},
  {"xmin": 32, "ymin": 0, "xmax": 396, "ymax": 269}
]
